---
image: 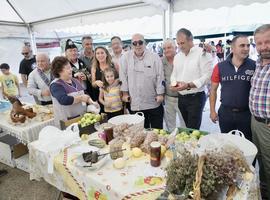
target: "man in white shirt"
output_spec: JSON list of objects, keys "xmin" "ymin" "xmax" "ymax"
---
[{"xmin": 171, "ymin": 28, "xmax": 213, "ymax": 129}]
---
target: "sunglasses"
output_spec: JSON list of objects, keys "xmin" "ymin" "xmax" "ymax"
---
[
  {"xmin": 132, "ymin": 40, "xmax": 144, "ymax": 46},
  {"xmin": 22, "ymin": 52, "xmax": 29, "ymax": 55}
]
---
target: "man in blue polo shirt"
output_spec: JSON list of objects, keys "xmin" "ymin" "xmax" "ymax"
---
[{"xmin": 209, "ymin": 35, "xmax": 256, "ymax": 141}]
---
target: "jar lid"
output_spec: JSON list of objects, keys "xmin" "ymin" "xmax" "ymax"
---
[{"xmin": 150, "ymin": 141, "xmax": 161, "ymax": 148}]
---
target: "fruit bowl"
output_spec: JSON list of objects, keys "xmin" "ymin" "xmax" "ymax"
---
[{"xmin": 78, "ymin": 113, "xmax": 108, "ymax": 135}]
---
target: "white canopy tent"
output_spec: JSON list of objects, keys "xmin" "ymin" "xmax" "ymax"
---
[
  {"xmin": 0, "ymin": 0, "xmax": 269, "ymax": 80},
  {"xmin": 1, "ymin": 0, "xmax": 269, "ymax": 39}
]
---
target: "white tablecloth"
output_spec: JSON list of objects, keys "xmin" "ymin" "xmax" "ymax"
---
[
  {"xmin": 29, "ymin": 133, "xmax": 260, "ymax": 200},
  {"xmin": 0, "ymin": 113, "xmax": 55, "ymax": 144}
]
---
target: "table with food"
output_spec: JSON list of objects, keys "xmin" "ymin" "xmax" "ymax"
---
[
  {"xmin": 28, "ymin": 112, "xmax": 260, "ymax": 200},
  {"xmin": 0, "ymin": 98, "xmax": 54, "ymax": 144}
]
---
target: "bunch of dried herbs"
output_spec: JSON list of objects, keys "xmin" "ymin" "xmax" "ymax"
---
[
  {"xmin": 165, "ymin": 146, "xmax": 250, "ymax": 199},
  {"xmin": 166, "ymin": 149, "xmax": 198, "ymax": 197}
]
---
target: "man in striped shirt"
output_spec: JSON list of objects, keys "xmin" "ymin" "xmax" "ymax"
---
[{"xmin": 249, "ymin": 24, "xmax": 270, "ymax": 200}]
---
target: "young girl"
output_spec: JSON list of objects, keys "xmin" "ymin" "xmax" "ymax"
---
[{"xmin": 99, "ymin": 67, "xmax": 123, "ymax": 119}]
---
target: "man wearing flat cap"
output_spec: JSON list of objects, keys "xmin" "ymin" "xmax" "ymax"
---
[{"xmin": 65, "ymin": 39, "xmax": 93, "ymax": 97}]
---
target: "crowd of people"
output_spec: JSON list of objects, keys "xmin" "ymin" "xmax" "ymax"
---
[{"xmin": 0, "ymin": 24, "xmax": 270, "ymax": 199}]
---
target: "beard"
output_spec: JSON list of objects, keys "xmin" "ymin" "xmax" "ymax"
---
[{"xmin": 259, "ymin": 50, "xmax": 270, "ymax": 59}]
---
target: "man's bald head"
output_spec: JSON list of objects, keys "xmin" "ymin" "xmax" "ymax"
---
[
  {"xmin": 36, "ymin": 52, "xmax": 50, "ymax": 71},
  {"xmin": 36, "ymin": 52, "xmax": 49, "ymax": 61}
]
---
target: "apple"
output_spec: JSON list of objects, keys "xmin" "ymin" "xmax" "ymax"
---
[
  {"xmin": 176, "ymin": 134, "xmax": 181, "ymax": 140},
  {"xmin": 190, "ymin": 134, "xmax": 198, "ymax": 140},
  {"xmin": 159, "ymin": 129, "xmax": 167, "ymax": 135},
  {"xmin": 191, "ymin": 130, "xmax": 200, "ymax": 137},
  {"xmin": 179, "ymin": 131, "xmax": 187, "ymax": 137},
  {"xmin": 183, "ymin": 134, "xmax": 190, "ymax": 141},
  {"xmin": 153, "ymin": 129, "xmax": 160, "ymax": 134},
  {"xmin": 94, "ymin": 114, "xmax": 101, "ymax": 121}
]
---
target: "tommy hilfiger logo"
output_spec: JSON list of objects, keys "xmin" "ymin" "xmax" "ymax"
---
[
  {"xmin": 221, "ymin": 75, "xmax": 252, "ymax": 81},
  {"xmin": 245, "ymin": 70, "xmax": 254, "ymax": 76}
]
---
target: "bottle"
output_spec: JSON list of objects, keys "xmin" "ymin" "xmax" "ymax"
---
[
  {"xmin": 104, "ymin": 126, "xmax": 114, "ymax": 145},
  {"xmin": 150, "ymin": 141, "xmax": 161, "ymax": 167}
]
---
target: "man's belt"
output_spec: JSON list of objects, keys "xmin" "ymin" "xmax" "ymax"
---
[
  {"xmin": 166, "ymin": 94, "xmax": 178, "ymax": 98},
  {"xmin": 179, "ymin": 91, "xmax": 204, "ymax": 97},
  {"xmin": 254, "ymin": 116, "xmax": 270, "ymax": 124},
  {"xmin": 221, "ymin": 105, "xmax": 249, "ymax": 112}
]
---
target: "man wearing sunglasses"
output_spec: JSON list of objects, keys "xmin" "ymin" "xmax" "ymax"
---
[
  {"xmin": 19, "ymin": 45, "xmax": 36, "ymax": 87},
  {"xmin": 171, "ymin": 28, "xmax": 213, "ymax": 129},
  {"xmin": 120, "ymin": 33, "xmax": 165, "ymax": 129}
]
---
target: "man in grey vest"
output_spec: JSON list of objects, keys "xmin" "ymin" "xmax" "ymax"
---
[{"xmin": 162, "ymin": 39, "xmax": 185, "ymax": 131}]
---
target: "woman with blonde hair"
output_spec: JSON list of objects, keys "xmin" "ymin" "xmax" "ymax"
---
[{"xmin": 91, "ymin": 46, "xmax": 117, "ymax": 111}]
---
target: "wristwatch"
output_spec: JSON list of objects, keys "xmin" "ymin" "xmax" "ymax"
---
[{"xmin": 186, "ymin": 83, "xmax": 191, "ymax": 90}]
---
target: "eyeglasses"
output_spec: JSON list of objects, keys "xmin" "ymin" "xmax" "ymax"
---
[
  {"xmin": 132, "ymin": 40, "xmax": 144, "ymax": 46},
  {"xmin": 22, "ymin": 52, "xmax": 29, "ymax": 55}
]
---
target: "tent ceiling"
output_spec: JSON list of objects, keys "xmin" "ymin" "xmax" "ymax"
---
[
  {"xmin": 173, "ymin": 0, "xmax": 270, "ymax": 12},
  {"xmin": 0, "ymin": 0, "xmax": 269, "ymax": 39},
  {"xmin": 1, "ymin": 0, "xmax": 268, "ymax": 25},
  {"xmin": 0, "ymin": 0, "xmax": 23, "ymax": 23},
  {"xmin": 32, "ymin": 4, "xmax": 163, "ymax": 32},
  {"xmin": 1, "ymin": 0, "xmax": 165, "ymax": 24}
]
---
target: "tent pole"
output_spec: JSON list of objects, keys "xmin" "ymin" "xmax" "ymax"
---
[
  {"xmin": 168, "ymin": 0, "xmax": 174, "ymax": 39},
  {"xmin": 162, "ymin": 10, "xmax": 166, "ymax": 41},
  {"xmin": 28, "ymin": 25, "xmax": 37, "ymax": 54},
  {"xmin": 224, "ymin": 33, "xmax": 227, "ymax": 60}
]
